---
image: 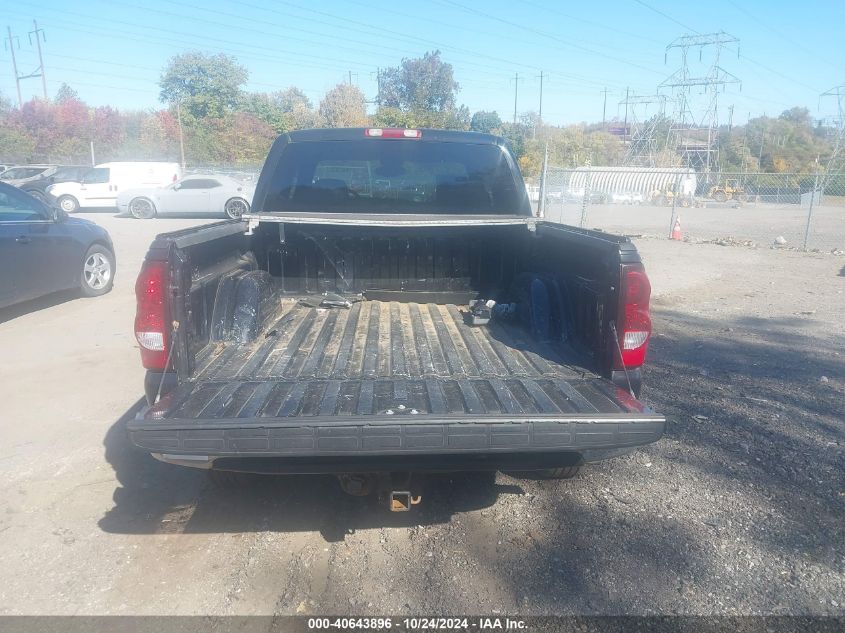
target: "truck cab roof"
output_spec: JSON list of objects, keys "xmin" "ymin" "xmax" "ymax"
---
[{"xmin": 285, "ymin": 127, "xmax": 504, "ymax": 146}]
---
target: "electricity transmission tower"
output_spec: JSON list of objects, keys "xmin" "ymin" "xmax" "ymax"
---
[
  {"xmin": 3, "ymin": 23, "xmax": 48, "ymax": 106},
  {"xmin": 659, "ymin": 32, "xmax": 741, "ymax": 172},
  {"xmin": 619, "ymin": 93, "xmax": 670, "ymax": 166},
  {"xmin": 819, "ymin": 84, "xmax": 845, "ymax": 178}
]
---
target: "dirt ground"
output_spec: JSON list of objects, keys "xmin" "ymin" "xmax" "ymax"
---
[{"xmin": 0, "ymin": 212, "xmax": 842, "ymax": 615}]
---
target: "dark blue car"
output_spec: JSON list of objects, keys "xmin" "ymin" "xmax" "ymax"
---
[{"xmin": 0, "ymin": 182, "xmax": 115, "ymax": 309}]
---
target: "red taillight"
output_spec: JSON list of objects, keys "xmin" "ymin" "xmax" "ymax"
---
[
  {"xmin": 365, "ymin": 128, "xmax": 422, "ymax": 139},
  {"xmin": 616, "ymin": 264, "xmax": 652, "ymax": 369},
  {"xmin": 134, "ymin": 260, "xmax": 170, "ymax": 370}
]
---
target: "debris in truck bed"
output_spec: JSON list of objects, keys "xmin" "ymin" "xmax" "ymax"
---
[{"xmin": 298, "ymin": 292, "xmax": 361, "ymax": 309}]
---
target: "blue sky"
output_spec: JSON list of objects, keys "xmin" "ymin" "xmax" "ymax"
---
[{"xmin": 2, "ymin": 0, "xmax": 843, "ymax": 125}]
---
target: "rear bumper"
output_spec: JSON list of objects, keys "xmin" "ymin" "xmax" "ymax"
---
[{"xmin": 128, "ymin": 411, "xmax": 665, "ymax": 472}]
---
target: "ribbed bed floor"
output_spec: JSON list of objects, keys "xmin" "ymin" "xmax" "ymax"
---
[{"xmin": 157, "ymin": 300, "xmax": 634, "ymax": 420}]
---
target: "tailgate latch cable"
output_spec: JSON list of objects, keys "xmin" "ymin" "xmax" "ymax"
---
[{"xmin": 154, "ymin": 320, "xmax": 180, "ymax": 404}]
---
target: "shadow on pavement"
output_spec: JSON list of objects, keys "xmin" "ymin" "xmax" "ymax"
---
[
  {"xmin": 0, "ymin": 289, "xmax": 79, "ymax": 324},
  {"xmin": 99, "ymin": 398, "xmax": 517, "ymax": 541},
  {"xmin": 95, "ymin": 306, "xmax": 843, "ymax": 611},
  {"xmin": 449, "ymin": 309, "xmax": 843, "ymax": 613}
]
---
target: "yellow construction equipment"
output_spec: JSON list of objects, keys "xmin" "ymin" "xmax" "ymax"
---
[
  {"xmin": 709, "ymin": 179, "xmax": 748, "ymax": 203},
  {"xmin": 649, "ymin": 187, "xmax": 694, "ymax": 207}
]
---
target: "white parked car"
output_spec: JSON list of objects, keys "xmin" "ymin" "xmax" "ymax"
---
[
  {"xmin": 116, "ymin": 175, "xmax": 255, "ymax": 219},
  {"xmin": 47, "ymin": 161, "xmax": 182, "ymax": 212}
]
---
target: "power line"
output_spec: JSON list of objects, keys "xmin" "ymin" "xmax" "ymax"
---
[
  {"xmin": 725, "ymin": 0, "xmax": 845, "ymax": 73},
  {"xmin": 45, "ymin": 77, "xmax": 157, "ymax": 94},
  {"xmin": 18, "ymin": 1, "xmax": 631, "ymax": 107},
  {"xmin": 631, "ymin": 0, "xmax": 697, "ymax": 33},
  {"xmin": 5, "ymin": 9, "xmax": 382, "ymax": 78},
  {"xmin": 630, "ymin": 0, "xmax": 822, "ymax": 93},
  {"xmin": 517, "ymin": 0, "xmax": 662, "ymax": 44},
  {"xmin": 28, "ymin": 19, "xmax": 47, "ymax": 99},
  {"xmin": 4, "ymin": 27, "xmax": 22, "ymax": 106},
  {"xmin": 82, "ymin": 0, "xmax": 569, "ymax": 89},
  {"xmin": 201, "ymin": 0, "xmax": 547, "ymax": 79},
  {"xmin": 338, "ymin": 0, "xmax": 637, "ymax": 91},
  {"xmin": 436, "ymin": 0, "xmax": 666, "ymax": 77}
]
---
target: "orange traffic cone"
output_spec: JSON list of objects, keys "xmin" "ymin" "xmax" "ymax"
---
[{"xmin": 671, "ymin": 216, "xmax": 682, "ymax": 241}]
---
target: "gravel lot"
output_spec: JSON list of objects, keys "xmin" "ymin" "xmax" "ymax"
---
[
  {"xmin": 0, "ymin": 212, "xmax": 842, "ymax": 616},
  {"xmin": 545, "ymin": 201, "xmax": 845, "ymax": 252}
]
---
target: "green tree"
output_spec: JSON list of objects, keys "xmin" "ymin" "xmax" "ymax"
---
[
  {"xmin": 273, "ymin": 87, "xmax": 311, "ymax": 112},
  {"xmin": 159, "ymin": 52, "xmax": 248, "ymax": 118},
  {"xmin": 0, "ymin": 124, "xmax": 36, "ymax": 162},
  {"xmin": 240, "ymin": 92, "xmax": 287, "ymax": 133},
  {"xmin": 380, "ymin": 50, "xmax": 459, "ymax": 112},
  {"xmin": 272, "ymin": 87, "xmax": 318, "ymax": 130},
  {"xmin": 54, "ymin": 83, "xmax": 80, "ymax": 105},
  {"xmin": 470, "ymin": 110, "xmax": 502, "ymax": 134},
  {"xmin": 318, "ymin": 84, "xmax": 367, "ymax": 128}
]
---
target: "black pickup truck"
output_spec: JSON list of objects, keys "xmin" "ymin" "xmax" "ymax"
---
[{"xmin": 129, "ymin": 128, "xmax": 664, "ymax": 508}]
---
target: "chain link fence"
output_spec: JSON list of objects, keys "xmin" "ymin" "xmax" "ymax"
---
[
  {"xmin": 185, "ymin": 165, "xmax": 262, "ymax": 183},
  {"xmin": 530, "ymin": 167, "xmax": 845, "ymax": 253}
]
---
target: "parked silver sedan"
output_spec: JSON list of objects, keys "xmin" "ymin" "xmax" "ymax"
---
[{"xmin": 117, "ymin": 175, "xmax": 255, "ymax": 219}]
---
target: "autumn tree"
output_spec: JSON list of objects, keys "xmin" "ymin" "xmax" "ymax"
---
[{"xmin": 318, "ymin": 84, "xmax": 367, "ymax": 128}]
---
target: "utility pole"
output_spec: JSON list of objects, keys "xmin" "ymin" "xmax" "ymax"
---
[
  {"xmin": 176, "ymin": 100, "xmax": 186, "ymax": 171},
  {"xmin": 28, "ymin": 20, "xmax": 47, "ymax": 99},
  {"xmin": 537, "ymin": 71, "xmax": 544, "ymax": 126},
  {"xmin": 89, "ymin": 107, "xmax": 96, "ymax": 166},
  {"xmin": 376, "ymin": 67, "xmax": 381, "ymax": 106},
  {"xmin": 727, "ymin": 104, "xmax": 734, "ymax": 131},
  {"xmin": 5, "ymin": 27, "xmax": 22, "ymax": 107},
  {"xmin": 601, "ymin": 87, "xmax": 609, "ymax": 129},
  {"xmin": 623, "ymin": 86, "xmax": 629, "ymax": 140},
  {"xmin": 512, "ymin": 72, "xmax": 519, "ymax": 125}
]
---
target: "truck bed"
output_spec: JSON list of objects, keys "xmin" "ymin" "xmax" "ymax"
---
[{"xmin": 131, "ymin": 299, "xmax": 663, "ymax": 460}]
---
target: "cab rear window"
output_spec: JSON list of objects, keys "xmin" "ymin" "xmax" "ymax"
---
[{"xmin": 262, "ymin": 140, "xmax": 526, "ymax": 214}]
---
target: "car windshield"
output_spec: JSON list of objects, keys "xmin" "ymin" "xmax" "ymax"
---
[
  {"xmin": 0, "ymin": 185, "xmax": 46, "ymax": 220},
  {"xmin": 53, "ymin": 167, "xmax": 85, "ymax": 180},
  {"xmin": 1, "ymin": 167, "xmax": 46, "ymax": 180},
  {"xmin": 82, "ymin": 168, "xmax": 110, "ymax": 184},
  {"xmin": 263, "ymin": 139, "xmax": 525, "ymax": 214}
]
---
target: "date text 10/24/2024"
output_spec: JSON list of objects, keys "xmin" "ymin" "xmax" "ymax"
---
[{"xmin": 307, "ymin": 618, "xmax": 527, "ymax": 630}]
